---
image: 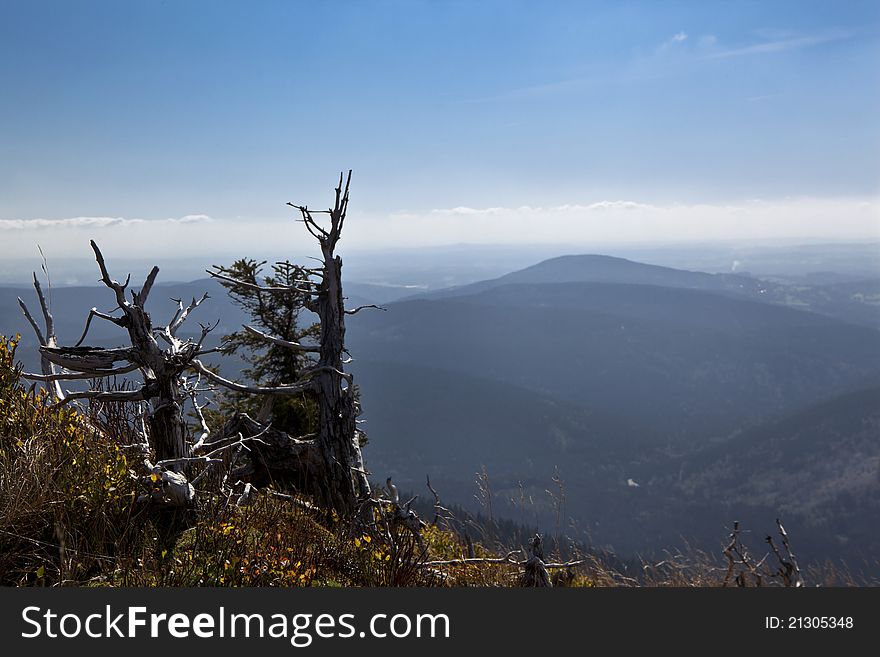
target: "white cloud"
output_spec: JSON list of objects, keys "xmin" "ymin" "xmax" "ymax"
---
[
  {"xmin": 431, "ymin": 206, "xmax": 515, "ymax": 216},
  {"xmin": 0, "ymin": 214, "xmax": 214, "ymax": 230},
  {"xmin": 1, "ymin": 200, "xmax": 877, "ymax": 257},
  {"xmin": 707, "ymin": 31, "xmax": 849, "ymax": 59},
  {"xmin": 671, "ymin": 32, "xmax": 688, "ymax": 42},
  {"xmin": 173, "ymin": 214, "xmax": 213, "ymax": 224},
  {"xmin": 430, "ymin": 201, "xmax": 656, "ymax": 217},
  {"xmin": 343, "ymin": 197, "xmax": 880, "ymax": 248}
]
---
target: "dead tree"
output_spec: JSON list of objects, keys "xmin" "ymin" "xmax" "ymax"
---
[
  {"xmin": 21, "ymin": 241, "xmax": 217, "ymax": 506},
  {"xmin": 426, "ymin": 475, "xmax": 453, "ymax": 527},
  {"xmin": 721, "ymin": 519, "xmax": 804, "ymax": 587},
  {"xmin": 766, "ymin": 519, "xmax": 803, "ymax": 587},
  {"xmin": 199, "ymin": 171, "xmax": 371, "ymax": 515},
  {"xmin": 722, "ymin": 521, "xmax": 764, "ymax": 587}
]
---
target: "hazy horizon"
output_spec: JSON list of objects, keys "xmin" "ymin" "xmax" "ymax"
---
[{"xmin": 1, "ymin": 238, "xmax": 877, "ymax": 289}]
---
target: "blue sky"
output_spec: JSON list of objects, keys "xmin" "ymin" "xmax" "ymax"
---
[{"xmin": 1, "ymin": 0, "xmax": 878, "ymax": 255}]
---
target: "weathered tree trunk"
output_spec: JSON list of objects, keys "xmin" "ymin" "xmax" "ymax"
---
[
  {"xmin": 311, "ymin": 241, "xmax": 369, "ymax": 514},
  {"xmin": 77, "ymin": 245, "xmax": 195, "ymax": 476},
  {"xmin": 290, "ymin": 173, "xmax": 372, "ymax": 514},
  {"xmin": 148, "ymin": 375, "xmax": 189, "ymax": 471}
]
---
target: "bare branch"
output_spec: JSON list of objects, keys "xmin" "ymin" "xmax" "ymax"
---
[
  {"xmin": 190, "ymin": 319, "xmax": 220, "ymax": 354},
  {"xmin": 193, "ymin": 346, "xmax": 227, "ymax": 357},
  {"xmin": 345, "ymin": 304, "xmax": 386, "ymax": 315},
  {"xmin": 422, "ymin": 552, "xmax": 520, "ymax": 567},
  {"xmin": 302, "ymin": 215, "xmax": 328, "ymax": 241},
  {"xmin": 286, "ymin": 202, "xmax": 333, "ymax": 216},
  {"xmin": 335, "ymin": 169, "xmax": 352, "ymax": 236},
  {"xmin": 169, "ymin": 292, "xmax": 209, "ymax": 336},
  {"xmin": 190, "ymin": 359, "xmax": 316, "ymax": 396},
  {"xmin": 190, "ymin": 398, "xmax": 211, "ymax": 452},
  {"xmin": 17, "ymin": 297, "xmax": 46, "ymax": 345},
  {"xmin": 31, "ymin": 272, "xmax": 54, "ymax": 338},
  {"xmin": 543, "ymin": 559, "xmax": 589, "ymax": 569},
  {"xmin": 53, "ymin": 387, "xmax": 147, "ymax": 407},
  {"xmin": 207, "ymin": 269, "xmax": 303, "ymax": 293},
  {"xmin": 135, "ymin": 265, "xmax": 160, "ymax": 306},
  {"xmin": 288, "ymin": 203, "xmax": 330, "ymax": 240},
  {"xmin": 426, "ymin": 475, "xmax": 453, "ymax": 527},
  {"xmin": 41, "ymin": 345, "xmax": 136, "ymax": 372},
  {"xmin": 165, "ymin": 298, "xmax": 184, "ymax": 330},
  {"xmin": 90, "ymin": 240, "xmax": 128, "ymax": 307},
  {"xmin": 74, "ymin": 307, "xmax": 126, "ymax": 347},
  {"xmin": 22, "ymin": 362, "xmax": 139, "ymax": 381},
  {"xmin": 182, "ymin": 372, "xmax": 212, "ymax": 451},
  {"xmin": 197, "ymin": 429, "xmax": 271, "ymax": 461},
  {"xmin": 766, "ymin": 518, "xmax": 803, "ymax": 587},
  {"xmin": 242, "ymin": 324, "xmax": 321, "ymax": 352}
]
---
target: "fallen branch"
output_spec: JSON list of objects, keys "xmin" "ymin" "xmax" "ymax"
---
[{"xmin": 421, "ymin": 552, "xmax": 520, "ymax": 567}]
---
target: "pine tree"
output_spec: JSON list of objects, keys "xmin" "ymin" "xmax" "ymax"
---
[{"xmin": 212, "ymin": 258, "xmax": 319, "ymax": 436}]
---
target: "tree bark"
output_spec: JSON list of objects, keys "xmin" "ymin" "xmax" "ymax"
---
[
  {"xmin": 301, "ymin": 173, "xmax": 371, "ymax": 514},
  {"xmin": 311, "ymin": 248, "xmax": 369, "ymax": 514}
]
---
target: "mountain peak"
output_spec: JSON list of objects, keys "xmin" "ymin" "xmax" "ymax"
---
[
  {"xmin": 497, "ymin": 253, "xmax": 735, "ymax": 290},
  {"xmin": 410, "ymin": 252, "xmax": 757, "ymax": 301}
]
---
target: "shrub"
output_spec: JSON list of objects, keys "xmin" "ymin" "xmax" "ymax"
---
[{"xmin": 0, "ymin": 335, "xmax": 144, "ymax": 585}]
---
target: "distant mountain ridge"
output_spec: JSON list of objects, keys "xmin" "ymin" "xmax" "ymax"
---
[
  {"xmin": 409, "ymin": 253, "xmax": 880, "ymax": 328},
  {"xmin": 411, "ymin": 254, "xmax": 766, "ymax": 301},
  {"xmin": 349, "ymin": 279, "xmax": 880, "ymax": 437}
]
